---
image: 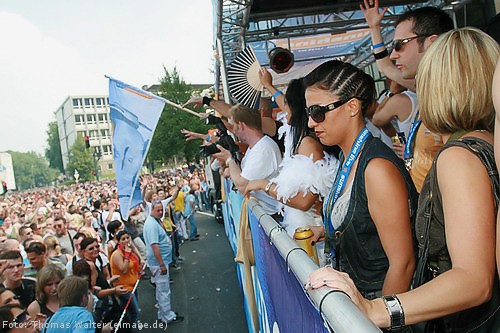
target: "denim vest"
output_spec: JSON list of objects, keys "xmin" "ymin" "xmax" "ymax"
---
[{"xmin": 328, "ymin": 136, "xmax": 418, "ymax": 297}]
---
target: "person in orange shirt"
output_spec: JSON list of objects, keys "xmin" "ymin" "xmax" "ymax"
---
[{"xmin": 110, "ymin": 230, "xmax": 144, "ymax": 329}]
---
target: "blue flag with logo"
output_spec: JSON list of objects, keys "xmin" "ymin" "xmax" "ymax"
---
[{"xmin": 108, "ymin": 76, "xmax": 165, "ymax": 220}]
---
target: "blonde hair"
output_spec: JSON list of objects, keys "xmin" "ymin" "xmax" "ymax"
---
[
  {"xmin": 417, "ymin": 27, "xmax": 500, "ymax": 134},
  {"xmin": 43, "ymin": 235, "xmax": 62, "ymax": 256},
  {"xmin": 36, "ymin": 264, "xmax": 65, "ymax": 304},
  {"xmin": 230, "ymin": 104, "xmax": 262, "ymax": 131}
]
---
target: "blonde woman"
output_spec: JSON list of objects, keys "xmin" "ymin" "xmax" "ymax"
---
[
  {"xmin": 307, "ymin": 28, "xmax": 500, "ymax": 332},
  {"xmin": 44, "ymin": 235, "xmax": 72, "ymax": 265},
  {"xmin": 27, "ymin": 264, "xmax": 65, "ymax": 321}
]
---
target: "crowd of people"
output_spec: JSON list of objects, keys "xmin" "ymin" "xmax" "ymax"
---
[
  {"xmin": 0, "ymin": 2, "xmax": 499, "ymax": 333},
  {"xmin": 183, "ymin": 3, "xmax": 500, "ymax": 332},
  {"xmin": 0, "ymin": 164, "xmax": 210, "ymax": 332}
]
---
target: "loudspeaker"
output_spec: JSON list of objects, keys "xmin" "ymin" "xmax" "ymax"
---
[{"xmin": 269, "ymin": 47, "xmax": 294, "ymax": 73}]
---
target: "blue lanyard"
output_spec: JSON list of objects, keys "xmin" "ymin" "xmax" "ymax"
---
[
  {"xmin": 403, "ymin": 111, "xmax": 422, "ymax": 160},
  {"xmin": 323, "ymin": 127, "xmax": 371, "ymax": 235}
]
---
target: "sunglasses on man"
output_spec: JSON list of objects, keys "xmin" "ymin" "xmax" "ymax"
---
[{"xmin": 391, "ymin": 34, "xmax": 431, "ymax": 52}]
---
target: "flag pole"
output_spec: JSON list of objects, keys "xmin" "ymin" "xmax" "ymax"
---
[
  {"xmin": 164, "ymin": 99, "xmax": 202, "ymax": 118},
  {"xmin": 113, "ymin": 263, "xmax": 147, "ymax": 333}
]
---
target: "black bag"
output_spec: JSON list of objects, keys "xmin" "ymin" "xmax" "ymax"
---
[{"xmin": 413, "ymin": 137, "xmax": 500, "ymax": 333}]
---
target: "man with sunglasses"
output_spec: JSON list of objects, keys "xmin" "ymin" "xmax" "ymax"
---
[
  {"xmin": 53, "ymin": 217, "xmax": 76, "ymax": 256},
  {"xmin": 361, "ymin": 1, "xmax": 453, "ymax": 191}
]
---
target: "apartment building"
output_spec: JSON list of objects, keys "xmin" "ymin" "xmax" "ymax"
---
[{"xmin": 55, "ymin": 95, "xmax": 114, "ymax": 173}]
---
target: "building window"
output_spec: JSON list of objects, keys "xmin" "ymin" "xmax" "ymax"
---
[
  {"xmin": 72, "ymin": 98, "xmax": 82, "ymax": 107},
  {"xmin": 88, "ymin": 130, "xmax": 98, "ymax": 138},
  {"xmin": 77, "ymin": 131, "xmax": 86, "ymax": 138},
  {"xmin": 96, "ymin": 98, "xmax": 102, "ymax": 107},
  {"xmin": 84, "ymin": 98, "xmax": 93, "ymax": 107},
  {"xmin": 75, "ymin": 115, "xmax": 84, "ymax": 124},
  {"xmin": 86, "ymin": 114, "xmax": 96, "ymax": 122},
  {"xmin": 100, "ymin": 129, "xmax": 110, "ymax": 138},
  {"xmin": 98, "ymin": 113, "xmax": 108, "ymax": 122},
  {"xmin": 102, "ymin": 145, "xmax": 112, "ymax": 153}
]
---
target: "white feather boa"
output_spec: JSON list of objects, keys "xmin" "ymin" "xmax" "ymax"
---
[
  {"xmin": 271, "ymin": 153, "xmax": 338, "ymax": 203},
  {"xmin": 272, "ymin": 120, "xmax": 339, "ymax": 203}
]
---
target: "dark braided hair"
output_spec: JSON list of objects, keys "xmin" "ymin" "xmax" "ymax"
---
[{"xmin": 304, "ymin": 60, "xmax": 375, "ymax": 116}]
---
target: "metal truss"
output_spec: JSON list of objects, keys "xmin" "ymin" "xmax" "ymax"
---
[
  {"xmin": 216, "ymin": 0, "xmax": 471, "ymax": 69},
  {"xmin": 216, "ymin": 0, "xmax": 254, "ymax": 68}
]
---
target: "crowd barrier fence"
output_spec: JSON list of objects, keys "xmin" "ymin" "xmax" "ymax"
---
[{"xmin": 221, "ymin": 179, "xmax": 382, "ymax": 333}]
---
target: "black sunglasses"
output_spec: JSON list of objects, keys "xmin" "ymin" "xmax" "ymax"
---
[
  {"xmin": 391, "ymin": 35, "xmax": 430, "ymax": 52},
  {"xmin": 306, "ymin": 99, "xmax": 348, "ymax": 123}
]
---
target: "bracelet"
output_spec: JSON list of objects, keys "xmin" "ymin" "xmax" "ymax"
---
[
  {"xmin": 372, "ymin": 42, "xmax": 385, "ymax": 49},
  {"xmin": 264, "ymin": 181, "xmax": 273, "ymax": 194},
  {"xmin": 202, "ymin": 96, "xmax": 213, "ymax": 106},
  {"xmin": 271, "ymin": 91, "xmax": 283, "ymax": 102},
  {"xmin": 374, "ymin": 49, "xmax": 389, "ymax": 60},
  {"xmin": 382, "ymin": 295, "xmax": 405, "ymax": 331},
  {"xmin": 159, "ymin": 263, "xmax": 166, "ymax": 268},
  {"xmin": 225, "ymin": 157, "xmax": 234, "ymax": 167}
]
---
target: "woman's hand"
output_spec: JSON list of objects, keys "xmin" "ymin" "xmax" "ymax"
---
[
  {"xmin": 360, "ymin": 0, "xmax": 388, "ymax": 28},
  {"xmin": 392, "ymin": 142, "xmax": 405, "ymax": 159},
  {"xmin": 243, "ymin": 179, "xmax": 268, "ymax": 197},
  {"xmin": 308, "ymin": 225, "xmax": 325, "ymax": 243},
  {"xmin": 306, "ymin": 266, "xmax": 371, "ymax": 314},
  {"xmin": 259, "ymin": 67, "xmax": 273, "ymax": 89}
]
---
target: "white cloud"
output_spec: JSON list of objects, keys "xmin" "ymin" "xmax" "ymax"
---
[{"xmin": 0, "ymin": 1, "xmax": 214, "ymax": 153}]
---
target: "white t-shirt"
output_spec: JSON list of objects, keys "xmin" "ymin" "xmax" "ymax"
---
[
  {"xmin": 241, "ymin": 135, "xmax": 282, "ymax": 214},
  {"xmin": 101, "ymin": 211, "xmax": 122, "ymax": 241}
]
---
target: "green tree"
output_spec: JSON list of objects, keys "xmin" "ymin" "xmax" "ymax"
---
[
  {"xmin": 67, "ymin": 136, "xmax": 94, "ymax": 181},
  {"xmin": 9, "ymin": 151, "xmax": 59, "ymax": 190},
  {"xmin": 45, "ymin": 121, "xmax": 64, "ymax": 173},
  {"xmin": 148, "ymin": 67, "xmax": 209, "ymax": 166}
]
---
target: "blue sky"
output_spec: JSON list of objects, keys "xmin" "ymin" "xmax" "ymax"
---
[{"xmin": 0, "ymin": 0, "xmax": 214, "ymax": 153}]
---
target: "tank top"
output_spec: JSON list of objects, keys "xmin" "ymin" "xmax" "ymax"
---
[
  {"xmin": 396, "ymin": 90, "xmax": 418, "ymax": 138},
  {"xmin": 109, "ymin": 249, "xmax": 138, "ymax": 292}
]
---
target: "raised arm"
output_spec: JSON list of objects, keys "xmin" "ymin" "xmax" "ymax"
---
[
  {"xmin": 183, "ymin": 96, "xmax": 233, "ymax": 119},
  {"xmin": 361, "ymin": 0, "xmax": 416, "ymax": 90}
]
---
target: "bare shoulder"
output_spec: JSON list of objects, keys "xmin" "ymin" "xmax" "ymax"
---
[
  {"xmin": 365, "ymin": 158, "xmax": 405, "ymax": 193},
  {"xmin": 436, "ymin": 137, "xmax": 493, "ymax": 184},
  {"xmin": 27, "ymin": 299, "xmax": 40, "ymax": 315},
  {"xmin": 296, "ymin": 136, "xmax": 324, "ymax": 161}
]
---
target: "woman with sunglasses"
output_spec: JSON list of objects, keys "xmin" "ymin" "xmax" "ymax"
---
[
  {"xmin": 80, "ymin": 237, "xmax": 127, "ymax": 326},
  {"xmin": 244, "ymin": 70, "xmax": 337, "ymax": 250},
  {"xmin": 307, "ymin": 28, "xmax": 500, "ymax": 332},
  {"xmin": 304, "ymin": 60, "xmax": 418, "ymax": 299}
]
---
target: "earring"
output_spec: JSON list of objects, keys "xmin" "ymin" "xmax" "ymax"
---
[{"xmin": 351, "ymin": 113, "xmax": 355, "ymax": 116}]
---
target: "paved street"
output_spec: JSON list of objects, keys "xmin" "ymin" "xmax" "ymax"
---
[{"xmin": 137, "ymin": 212, "xmax": 247, "ymax": 332}]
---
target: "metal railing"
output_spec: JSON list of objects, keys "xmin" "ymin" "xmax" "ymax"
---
[{"xmin": 247, "ymin": 198, "xmax": 382, "ymax": 333}]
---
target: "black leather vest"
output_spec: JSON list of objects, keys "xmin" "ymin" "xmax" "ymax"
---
[{"xmin": 328, "ymin": 136, "xmax": 418, "ymax": 297}]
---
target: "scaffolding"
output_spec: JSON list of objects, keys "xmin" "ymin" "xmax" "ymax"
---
[{"xmin": 214, "ymin": 0, "xmax": 472, "ymax": 100}]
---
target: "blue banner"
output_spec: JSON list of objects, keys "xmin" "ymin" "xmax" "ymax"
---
[
  {"xmin": 250, "ymin": 29, "xmax": 372, "ymax": 65},
  {"xmin": 108, "ymin": 76, "xmax": 165, "ymax": 220},
  {"xmin": 249, "ymin": 210, "xmax": 330, "ymax": 333}
]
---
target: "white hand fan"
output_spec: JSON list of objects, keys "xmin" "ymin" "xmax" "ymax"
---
[{"xmin": 227, "ymin": 46, "xmax": 263, "ymax": 109}]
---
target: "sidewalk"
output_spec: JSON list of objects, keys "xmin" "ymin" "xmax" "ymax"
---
[{"xmin": 137, "ymin": 211, "xmax": 247, "ymax": 332}]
